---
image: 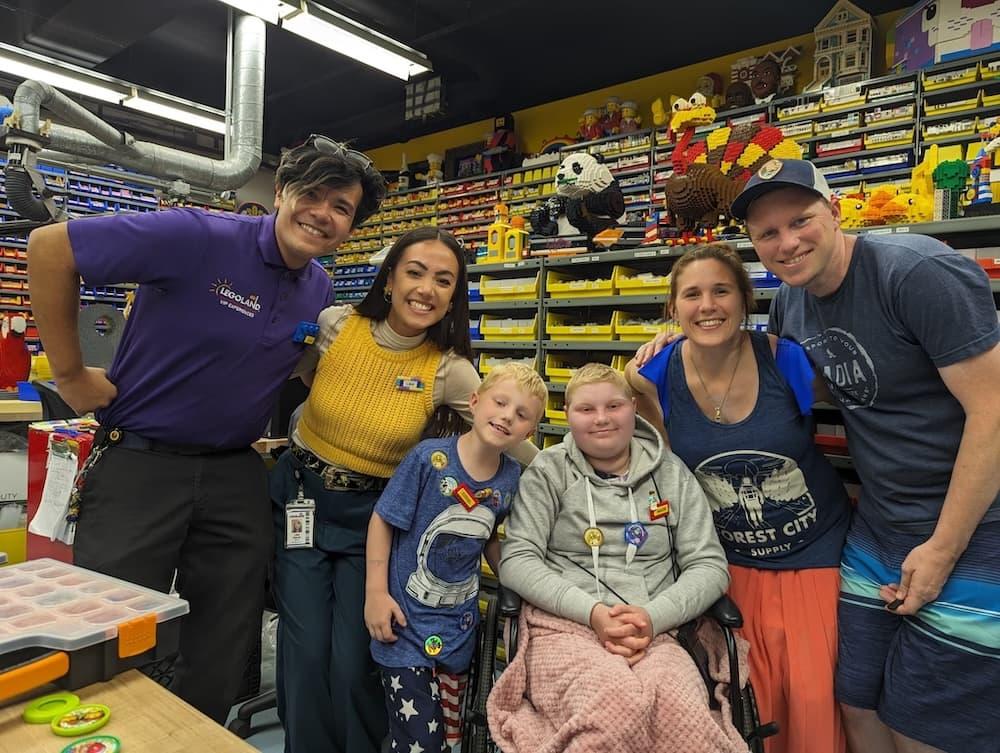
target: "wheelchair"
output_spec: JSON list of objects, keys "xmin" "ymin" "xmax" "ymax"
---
[{"xmin": 461, "ymin": 588, "xmax": 778, "ymax": 753}]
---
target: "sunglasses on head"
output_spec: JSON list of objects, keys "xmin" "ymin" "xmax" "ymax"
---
[{"xmin": 309, "ymin": 134, "xmax": 375, "ymax": 172}]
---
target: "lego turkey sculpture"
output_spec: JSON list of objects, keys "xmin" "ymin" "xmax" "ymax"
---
[{"xmin": 663, "ymin": 92, "xmax": 802, "ymax": 241}]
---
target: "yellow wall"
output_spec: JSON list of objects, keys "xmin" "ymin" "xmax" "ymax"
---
[{"xmin": 368, "ymin": 10, "xmax": 903, "ymax": 171}]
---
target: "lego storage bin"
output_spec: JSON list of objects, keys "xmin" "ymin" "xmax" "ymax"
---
[
  {"xmin": 479, "ymin": 273, "xmax": 539, "ymax": 302},
  {"xmin": 545, "ymin": 270, "xmax": 614, "ymax": 299},
  {"xmin": 612, "ymin": 266, "xmax": 670, "ymax": 296},
  {"xmin": 545, "ymin": 312, "xmax": 614, "ymax": 341},
  {"xmin": 544, "ymin": 394, "xmax": 567, "ymax": 425},
  {"xmin": 611, "ymin": 310, "xmax": 670, "ymax": 341},
  {"xmin": 544, "ymin": 353, "xmax": 589, "ymax": 383},
  {"xmin": 476, "ymin": 354, "xmax": 536, "ymax": 376},
  {"xmin": 479, "ymin": 314, "xmax": 538, "ymax": 341},
  {"xmin": 0, "ymin": 559, "xmax": 188, "ymax": 703}
]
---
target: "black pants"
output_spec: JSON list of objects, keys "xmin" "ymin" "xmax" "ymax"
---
[{"xmin": 73, "ymin": 444, "xmax": 272, "ymax": 724}]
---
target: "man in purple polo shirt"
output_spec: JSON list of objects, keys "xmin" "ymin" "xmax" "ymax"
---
[{"xmin": 26, "ymin": 136, "xmax": 387, "ymax": 723}]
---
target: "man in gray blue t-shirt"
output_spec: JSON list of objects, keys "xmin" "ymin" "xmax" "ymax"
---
[{"xmin": 729, "ymin": 159, "xmax": 1000, "ymax": 753}]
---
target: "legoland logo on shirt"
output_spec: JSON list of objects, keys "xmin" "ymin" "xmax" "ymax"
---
[{"xmin": 210, "ymin": 279, "xmax": 261, "ymax": 318}]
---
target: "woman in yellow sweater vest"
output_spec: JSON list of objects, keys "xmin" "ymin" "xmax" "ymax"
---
[{"xmin": 270, "ymin": 226, "xmax": 532, "ymax": 753}]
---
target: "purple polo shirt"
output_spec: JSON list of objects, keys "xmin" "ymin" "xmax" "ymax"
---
[{"xmin": 68, "ymin": 208, "xmax": 333, "ymax": 448}]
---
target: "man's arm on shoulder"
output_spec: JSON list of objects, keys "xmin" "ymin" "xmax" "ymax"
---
[
  {"xmin": 888, "ymin": 343, "xmax": 1000, "ymax": 615},
  {"xmin": 27, "ymin": 223, "xmax": 116, "ymax": 413}
]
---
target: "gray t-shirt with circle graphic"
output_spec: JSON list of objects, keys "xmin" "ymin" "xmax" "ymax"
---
[{"xmin": 770, "ymin": 232, "xmax": 1000, "ymax": 533}]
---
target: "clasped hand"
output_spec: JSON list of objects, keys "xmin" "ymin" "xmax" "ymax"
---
[{"xmin": 590, "ymin": 603, "xmax": 653, "ymax": 666}]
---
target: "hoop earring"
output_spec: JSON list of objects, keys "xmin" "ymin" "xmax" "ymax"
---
[{"xmin": 383, "ymin": 289, "xmax": 392, "ymax": 303}]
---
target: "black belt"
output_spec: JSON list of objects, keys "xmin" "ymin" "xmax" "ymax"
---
[
  {"xmin": 96, "ymin": 427, "xmax": 248, "ymax": 457},
  {"xmin": 290, "ymin": 444, "xmax": 388, "ymax": 492}
]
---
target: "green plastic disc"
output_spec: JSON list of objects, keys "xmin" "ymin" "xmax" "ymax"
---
[
  {"xmin": 60, "ymin": 735, "xmax": 121, "ymax": 753},
  {"xmin": 22, "ymin": 691, "xmax": 80, "ymax": 724},
  {"xmin": 50, "ymin": 703, "xmax": 111, "ymax": 737}
]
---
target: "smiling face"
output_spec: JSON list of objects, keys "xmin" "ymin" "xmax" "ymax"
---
[
  {"xmin": 672, "ymin": 258, "xmax": 747, "ymax": 349},
  {"xmin": 566, "ymin": 380, "xmax": 636, "ymax": 465},
  {"xmin": 273, "ymin": 182, "xmax": 362, "ymax": 268},
  {"xmin": 384, "ymin": 240, "xmax": 460, "ymax": 337},
  {"xmin": 746, "ymin": 187, "xmax": 850, "ymax": 297},
  {"xmin": 467, "ymin": 377, "xmax": 541, "ymax": 452}
]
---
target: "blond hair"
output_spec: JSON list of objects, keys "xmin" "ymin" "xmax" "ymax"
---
[
  {"xmin": 565, "ymin": 363, "xmax": 633, "ymax": 405},
  {"xmin": 479, "ymin": 362, "xmax": 548, "ymax": 420}
]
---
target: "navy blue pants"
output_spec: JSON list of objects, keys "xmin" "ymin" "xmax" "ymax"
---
[{"xmin": 271, "ymin": 450, "xmax": 387, "ymax": 753}]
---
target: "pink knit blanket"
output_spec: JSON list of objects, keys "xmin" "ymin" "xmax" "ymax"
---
[{"xmin": 487, "ymin": 604, "xmax": 750, "ymax": 753}]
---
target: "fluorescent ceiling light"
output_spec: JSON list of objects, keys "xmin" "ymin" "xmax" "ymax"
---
[
  {"xmin": 217, "ymin": 0, "xmax": 431, "ymax": 80},
  {"xmin": 122, "ymin": 91, "xmax": 227, "ymax": 134},
  {"xmin": 0, "ymin": 51, "xmax": 123, "ymax": 104},
  {"xmin": 0, "ymin": 42, "xmax": 227, "ymax": 134}
]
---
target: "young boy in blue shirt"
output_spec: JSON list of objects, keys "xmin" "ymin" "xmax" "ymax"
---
[{"xmin": 364, "ymin": 362, "xmax": 547, "ymax": 752}]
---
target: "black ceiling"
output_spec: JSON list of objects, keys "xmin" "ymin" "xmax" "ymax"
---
[{"xmin": 1, "ymin": 0, "xmax": 915, "ymax": 158}]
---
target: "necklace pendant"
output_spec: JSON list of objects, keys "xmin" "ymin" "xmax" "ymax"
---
[{"xmin": 713, "ymin": 407, "xmax": 722, "ymax": 422}]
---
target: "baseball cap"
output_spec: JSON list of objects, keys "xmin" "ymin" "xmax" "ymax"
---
[{"xmin": 730, "ymin": 158, "xmax": 832, "ymax": 220}]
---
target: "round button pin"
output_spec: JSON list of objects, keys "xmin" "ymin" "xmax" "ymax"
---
[
  {"xmin": 51, "ymin": 703, "xmax": 111, "ymax": 737},
  {"xmin": 583, "ymin": 527, "xmax": 604, "ymax": 547},
  {"xmin": 424, "ymin": 635, "xmax": 444, "ymax": 656},
  {"xmin": 22, "ymin": 691, "xmax": 80, "ymax": 724}
]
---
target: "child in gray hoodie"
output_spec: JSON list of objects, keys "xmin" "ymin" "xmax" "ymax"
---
[{"xmin": 491, "ymin": 363, "xmax": 741, "ymax": 752}]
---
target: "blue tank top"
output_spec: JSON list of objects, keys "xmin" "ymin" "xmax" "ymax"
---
[{"xmin": 639, "ymin": 331, "xmax": 849, "ymax": 569}]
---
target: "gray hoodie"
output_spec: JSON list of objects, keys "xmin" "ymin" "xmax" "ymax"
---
[{"xmin": 499, "ymin": 415, "xmax": 729, "ymax": 636}]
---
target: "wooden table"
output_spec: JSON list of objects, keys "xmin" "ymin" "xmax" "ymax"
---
[
  {"xmin": 0, "ymin": 670, "xmax": 259, "ymax": 753},
  {"xmin": 0, "ymin": 400, "xmax": 42, "ymax": 422}
]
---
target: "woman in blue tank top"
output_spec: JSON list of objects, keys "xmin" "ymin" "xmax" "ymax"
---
[{"xmin": 625, "ymin": 244, "xmax": 850, "ymax": 753}]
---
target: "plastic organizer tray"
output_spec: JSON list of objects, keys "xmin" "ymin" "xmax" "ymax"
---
[
  {"xmin": 479, "ymin": 314, "xmax": 538, "ymax": 341},
  {"xmin": 545, "ymin": 394, "xmax": 567, "ymax": 425},
  {"xmin": 545, "ymin": 270, "xmax": 613, "ymax": 298},
  {"xmin": 611, "ymin": 310, "xmax": 671, "ymax": 341},
  {"xmin": 476, "ymin": 354, "xmax": 536, "ymax": 375},
  {"xmin": 612, "ymin": 265, "xmax": 670, "ymax": 295},
  {"xmin": 545, "ymin": 312, "xmax": 614, "ymax": 341},
  {"xmin": 0, "ymin": 559, "xmax": 188, "ymax": 702},
  {"xmin": 479, "ymin": 273, "xmax": 539, "ymax": 301}
]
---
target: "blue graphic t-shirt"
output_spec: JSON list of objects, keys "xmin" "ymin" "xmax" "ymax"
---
[
  {"xmin": 371, "ymin": 435, "xmax": 519, "ymax": 671},
  {"xmin": 640, "ymin": 332, "xmax": 850, "ymax": 569},
  {"xmin": 770, "ymin": 233, "xmax": 1000, "ymax": 533}
]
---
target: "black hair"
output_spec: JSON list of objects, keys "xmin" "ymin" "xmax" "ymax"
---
[
  {"xmin": 355, "ymin": 226, "xmax": 474, "ymax": 439},
  {"xmin": 275, "ymin": 141, "xmax": 387, "ymax": 227}
]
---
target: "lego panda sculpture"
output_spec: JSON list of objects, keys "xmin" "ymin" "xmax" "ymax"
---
[{"xmin": 554, "ymin": 152, "xmax": 626, "ymax": 236}]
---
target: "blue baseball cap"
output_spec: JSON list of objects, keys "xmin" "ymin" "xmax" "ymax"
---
[{"xmin": 730, "ymin": 158, "xmax": 832, "ymax": 220}]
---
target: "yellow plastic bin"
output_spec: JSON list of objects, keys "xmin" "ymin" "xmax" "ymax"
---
[
  {"xmin": 479, "ymin": 273, "xmax": 540, "ymax": 301},
  {"xmin": 612, "ymin": 265, "xmax": 670, "ymax": 295},
  {"xmin": 545, "ymin": 312, "xmax": 614, "ymax": 341},
  {"xmin": 480, "ymin": 314, "xmax": 538, "ymax": 341},
  {"xmin": 612, "ymin": 310, "xmax": 670, "ymax": 341},
  {"xmin": 545, "ymin": 270, "xmax": 614, "ymax": 298}
]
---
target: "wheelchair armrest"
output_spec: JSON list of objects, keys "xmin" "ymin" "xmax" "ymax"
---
[
  {"xmin": 705, "ymin": 594, "xmax": 743, "ymax": 629},
  {"xmin": 498, "ymin": 585, "xmax": 522, "ymax": 618}
]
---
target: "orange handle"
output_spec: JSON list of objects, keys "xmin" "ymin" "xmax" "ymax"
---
[{"xmin": 0, "ymin": 651, "xmax": 69, "ymax": 703}]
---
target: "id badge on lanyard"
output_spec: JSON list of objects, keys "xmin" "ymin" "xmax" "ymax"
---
[{"xmin": 285, "ymin": 478, "xmax": 315, "ymax": 549}]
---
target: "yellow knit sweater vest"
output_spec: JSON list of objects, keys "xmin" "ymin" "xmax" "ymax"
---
[{"xmin": 297, "ymin": 313, "xmax": 442, "ymax": 478}]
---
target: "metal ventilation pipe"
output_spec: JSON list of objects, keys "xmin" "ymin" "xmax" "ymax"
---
[{"xmin": 8, "ymin": 12, "xmax": 265, "ymax": 209}]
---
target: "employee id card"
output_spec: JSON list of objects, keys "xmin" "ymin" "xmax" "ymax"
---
[{"xmin": 285, "ymin": 488, "xmax": 315, "ymax": 549}]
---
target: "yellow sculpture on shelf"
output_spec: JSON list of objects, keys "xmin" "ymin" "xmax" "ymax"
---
[{"xmin": 486, "ymin": 203, "xmax": 511, "ymax": 263}]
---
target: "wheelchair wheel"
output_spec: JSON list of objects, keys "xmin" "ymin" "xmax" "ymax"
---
[
  {"xmin": 463, "ymin": 594, "xmax": 499, "ymax": 753},
  {"xmin": 739, "ymin": 682, "xmax": 764, "ymax": 753}
]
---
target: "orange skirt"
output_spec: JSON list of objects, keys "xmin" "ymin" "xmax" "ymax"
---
[{"xmin": 728, "ymin": 565, "xmax": 845, "ymax": 753}]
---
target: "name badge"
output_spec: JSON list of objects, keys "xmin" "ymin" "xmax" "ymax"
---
[
  {"xmin": 395, "ymin": 376, "xmax": 425, "ymax": 392},
  {"xmin": 648, "ymin": 498, "xmax": 670, "ymax": 521},
  {"xmin": 285, "ymin": 497, "xmax": 315, "ymax": 549},
  {"xmin": 292, "ymin": 321, "xmax": 320, "ymax": 345}
]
